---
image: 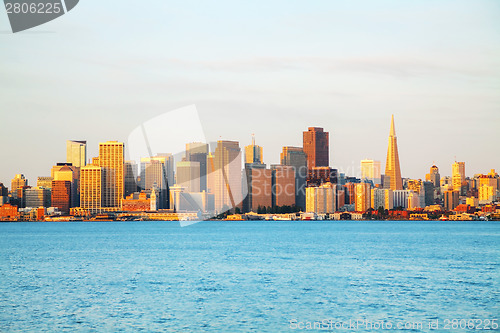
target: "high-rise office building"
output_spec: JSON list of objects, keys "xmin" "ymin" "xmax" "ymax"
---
[
  {"xmin": 478, "ymin": 185, "xmax": 496, "ymax": 204},
  {"xmin": 355, "ymin": 182, "xmax": 371, "ymax": 212},
  {"xmin": 98, "ymin": 141, "xmax": 124, "ymax": 208},
  {"xmin": 186, "ymin": 142, "xmax": 209, "ymax": 192},
  {"xmin": 53, "ymin": 164, "xmax": 79, "ymax": 208},
  {"xmin": 24, "ymin": 187, "xmax": 51, "ymax": 208},
  {"xmin": 212, "ymin": 141, "xmax": 243, "ymax": 213},
  {"xmin": 141, "ymin": 157, "xmax": 166, "ymax": 190},
  {"xmin": 124, "ymin": 161, "xmax": 138, "ymax": 197},
  {"xmin": 361, "ymin": 159, "xmax": 381, "ymax": 185},
  {"xmin": 426, "ymin": 165, "xmax": 441, "ymax": 188},
  {"xmin": 407, "ymin": 179, "xmax": 433, "ymax": 207},
  {"xmin": 407, "ymin": 191, "xmax": 420, "ymax": 210},
  {"xmin": 478, "ymin": 169, "xmax": 499, "ymax": 190},
  {"xmin": 51, "ymin": 180, "xmax": 72, "ymax": 214},
  {"xmin": 11, "ymin": 174, "xmax": 27, "ymax": 199},
  {"xmin": 444, "ymin": 190, "xmax": 459, "ymax": 211},
  {"xmin": 66, "ymin": 140, "xmax": 87, "ymax": 168},
  {"xmin": 271, "ymin": 165, "xmax": 295, "ymax": 207},
  {"xmin": 452, "ymin": 161, "xmax": 466, "ymax": 193},
  {"xmin": 16, "ymin": 185, "xmax": 30, "ymax": 208},
  {"xmin": 384, "ymin": 115, "xmax": 403, "ymax": 190},
  {"xmin": 140, "ymin": 158, "xmax": 170, "ymax": 209},
  {"xmin": 140, "ymin": 154, "xmax": 174, "ymax": 190},
  {"xmin": 303, "ymin": 127, "xmax": 329, "ymax": 169},
  {"xmin": 243, "ymin": 163, "xmax": 272, "ymax": 212},
  {"xmin": 280, "ymin": 146, "xmax": 307, "ymax": 210},
  {"xmin": 143, "ymin": 160, "xmax": 167, "ymax": 190},
  {"xmin": 344, "ymin": 182, "xmax": 356, "ymax": 205},
  {"xmin": 176, "ymin": 161, "xmax": 201, "ymax": 193},
  {"xmin": 245, "ymin": 134, "xmax": 263, "ymax": 165},
  {"xmin": 80, "ymin": 164, "xmax": 103, "ymax": 211}
]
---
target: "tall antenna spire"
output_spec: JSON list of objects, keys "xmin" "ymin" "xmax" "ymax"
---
[{"xmin": 252, "ymin": 133, "xmax": 255, "ymax": 146}]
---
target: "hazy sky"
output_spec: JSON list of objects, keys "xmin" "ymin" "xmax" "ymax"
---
[{"xmin": 1, "ymin": 0, "xmax": 499, "ymax": 186}]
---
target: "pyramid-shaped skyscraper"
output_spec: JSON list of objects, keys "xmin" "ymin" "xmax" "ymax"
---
[{"xmin": 384, "ymin": 115, "xmax": 403, "ymax": 190}]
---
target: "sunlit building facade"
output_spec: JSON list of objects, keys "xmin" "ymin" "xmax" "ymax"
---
[
  {"xmin": 384, "ymin": 115, "xmax": 402, "ymax": 190},
  {"xmin": 371, "ymin": 188, "xmax": 393, "ymax": 210},
  {"xmin": 37, "ymin": 177, "xmax": 53, "ymax": 189},
  {"xmin": 452, "ymin": 161, "xmax": 466, "ymax": 194},
  {"xmin": 80, "ymin": 164, "xmax": 103, "ymax": 212},
  {"xmin": 280, "ymin": 146, "xmax": 307, "ymax": 210},
  {"xmin": 51, "ymin": 180, "xmax": 72, "ymax": 214},
  {"xmin": 66, "ymin": 140, "xmax": 87, "ymax": 168},
  {"xmin": 303, "ymin": 127, "xmax": 329, "ymax": 169},
  {"xmin": 426, "ymin": 165, "xmax": 441, "ymax": 188},
  {"xmin": 140, "ymin": 155, "xmax": 174, "ymax": 190},
  {"xmin": 24, "ymin": 187, "xmax": 51, "ymax": 208},
  {"xmin": 306, "ymin": 183, "xmax": 338, "ymax": 214},
  {"xmin": 11, "ymin": 174, "xmax": 27, "ymax": 200},
  {"xmin": 444, "ymin": 190, "xmax": 459, "ymax": 211},
  {"xmin": 186, "ymin": 142, "xmax": 209, "ymax": 192},
  {"xmin": 98, "ymin": 141, "xmax": 124, "ymax": 208},
  {"xmin": 479, "ymin": 185, "xmax": 496, "ymax": 204},
  {"xmin": 53, "ymin": 164, "xmax": 78, "ymax": 208},
  {"xmin": 213, "ymin": 141, "xmax": 243, "ymax": 213},
  {"xmin": 355, "ymin": 182, "xmax": 371, "ymax": 212},
  {"xmin": 243, "ymin": 163, "xmax": 272, "ymax": 212},
  {"xmin": 271, "ymin": 165, "xmax": 295, "ymax": 207},
  {"xmin": 176, "ymin": 161, "xmax": 201, "ymax": 193},
  {"xmin": 245, "ymin": 135, "xmax": 264, "ymax": 165},
  {"xmin": 361, "ymin": 159, "xmax": 381, "ymax": 185}
]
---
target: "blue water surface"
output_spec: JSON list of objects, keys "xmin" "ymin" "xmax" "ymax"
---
[{"xmin": 0, "ymin": 221, "xmax": 498, "ymax": 332}]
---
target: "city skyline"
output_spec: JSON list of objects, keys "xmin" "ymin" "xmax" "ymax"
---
[
  {"xmin": 1, "ymin": 2, "xmax": 498, "ymax": 332},
  {"xmin": 0, "ymin": 118, "xmax": 496, "ymax": 187},
  {"xmin": 1, "ymin": 1, "xmax": 499, "ymax": 185}
]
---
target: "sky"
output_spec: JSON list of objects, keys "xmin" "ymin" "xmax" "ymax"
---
[{"xmin": 1, "ymin": 0, "xmax": 499, "ymax": 186}]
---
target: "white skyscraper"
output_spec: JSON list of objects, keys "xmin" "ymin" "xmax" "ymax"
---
[{"xmin": 66, "ymin": 140, "xmax": 87, "ymax": 168}]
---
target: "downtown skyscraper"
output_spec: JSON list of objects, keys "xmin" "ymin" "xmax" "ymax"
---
[
  {"xmin": 280, "ymin": 146, "xmax": 307, "ymax": 210},
  {"xmin": 303, "ymin": 127, "xmax": 329, "ymax": 170},
  {"xmin": 186, "ymin": 142, "xmax": 209, "ymax": 192},
  {"xmin": 66, "ymin": 140, "xmax": 87, "ymax": 168},
  {"xmin": 245, "ymin": 134, "xmax": 263, "ymax": 165},
  {"xmin": 384, "ymin": 115, "xmax": 403, "ymax": 190},
  {"xmin": 80, "ymin": 164, "xmax": 103, "ymax": 211},
  {"xmin": 97, "ymin": 141, "xmax": 124, "ymax": 208},
  {"xmin": 209, "ymin": 140, "xmax": 242, "ymax": 213}
]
